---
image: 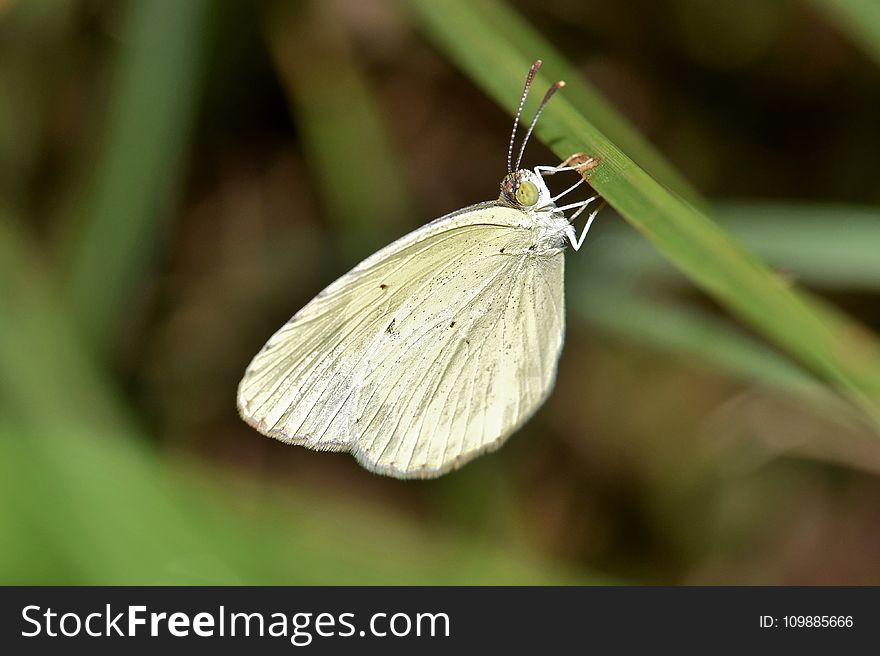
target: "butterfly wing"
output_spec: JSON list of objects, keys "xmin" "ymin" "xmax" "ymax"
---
[{"xmin": 237, "ymin": 202, "xmax": 565, "ymax": 478}]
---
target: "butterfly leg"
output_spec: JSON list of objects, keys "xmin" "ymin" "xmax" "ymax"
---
[
  {"xmin": 547, "ymin": 177, "xmax": 586, "ymax": 202},
  {"xmin": 534, "ymin": 152, "xmax": 600, "ymax": 177},
  {"xmin": 535, "ymin": 153, "xmax": 601, "ymax": 204},
  {"xmin": 535, "ymin": 153, "xmax": 604, "ymax": 251},
  {"xmin": 563, "ymin": 199, "xmax": 605, "ymax": 251}
]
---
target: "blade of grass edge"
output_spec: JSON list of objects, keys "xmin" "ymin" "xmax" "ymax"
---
[
  {"xmin": 589, "ymin": 203, "xmax": 880, "ymax": 289},
  {"xmin": 61, "ymin": 0, "xmax": 210, "ymax": 352},
  {"xmin": 574, "ymin": 278, "xmax": 861, "ymax": 428},
  {"xmin": 809, "ymin": 0, "xmax": 880, "ymax": 67},
  {"xmin": 265, "ymin": 2, "xmax": 416, "ymax": 262}
]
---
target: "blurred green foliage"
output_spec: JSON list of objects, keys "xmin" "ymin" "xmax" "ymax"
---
[
  {"xmin": 811, "ymin": 0, "xmax": 880, "ymax": 67},
  {"xmin": 2, "ymin": 0, "xmax": 880, "ymax": 585}
]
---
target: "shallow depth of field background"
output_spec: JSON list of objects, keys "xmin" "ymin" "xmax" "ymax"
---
[{"xmin": 2, "ymin": 0, "xmax": 880, "ymax": 584}]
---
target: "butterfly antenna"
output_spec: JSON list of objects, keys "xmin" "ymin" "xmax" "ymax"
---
[
  {"xmin": 514, "ymin": 79, "xmax": 565, "ymax": 172},
  {"xmin": 508, "ymin": 60, "xmax": 542, "ymax": 174}
]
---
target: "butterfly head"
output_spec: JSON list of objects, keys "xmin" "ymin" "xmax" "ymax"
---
[
  {"xmin": 501, "ymin": 61, "xmax": 563, "ymax": 213},
  {"xmin": 500, "ymin": 169, "xmax": 552, "ymax": 210}
]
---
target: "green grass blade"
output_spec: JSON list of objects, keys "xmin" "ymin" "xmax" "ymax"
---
[
  {"xmin": 61, "ymin": 0, "xmax": 210, "ymax": 350},
  {"xmin": 590, "ymin": 203, "xmax": 880, "ymax": 289},
  {"xmin": 716, "ymin": 203, "xmax": 880, "ymax": 288},
  {"xmin": 266, "ymin": 3, "xmax": 415, "ymax": 261},
  {"xmin": 809, "ymin": 0, "xmax": 880, "ymax": 66},
  {"xmin": 573, "ymin": 276, "xmax": 857, "ymax": 424},
  {"xmin": 0, "ymin": 213, "xmax": 139, "ymax": 435},
  {"xmin": 406, "ymin": 0, "xmax": 880, "ymax": 424}
]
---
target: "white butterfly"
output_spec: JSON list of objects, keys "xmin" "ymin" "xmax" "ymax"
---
[{"xmin": 238, "ymin": 60, "xmax": 602, "ymax": 478}]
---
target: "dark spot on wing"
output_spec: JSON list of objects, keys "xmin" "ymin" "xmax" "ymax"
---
[
  {"xmin": 385, "ymin": 318, "xmax": 396, "ymax": 334},
  {"xmin": 449, "ymin": 321, "xmax": 456, "ymax": 328},
  {"xmin": 379, "ymin": 283, "xmax": 388, "ymax": 290},
  {"xmin": 499, "ymin": 247, "xmax": 505, "ymax": 253}
]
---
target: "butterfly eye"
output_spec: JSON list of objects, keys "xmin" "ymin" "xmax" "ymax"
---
[{"xmin": 515, "ymin": 180, "xmax": 539, "ymax": 207}]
